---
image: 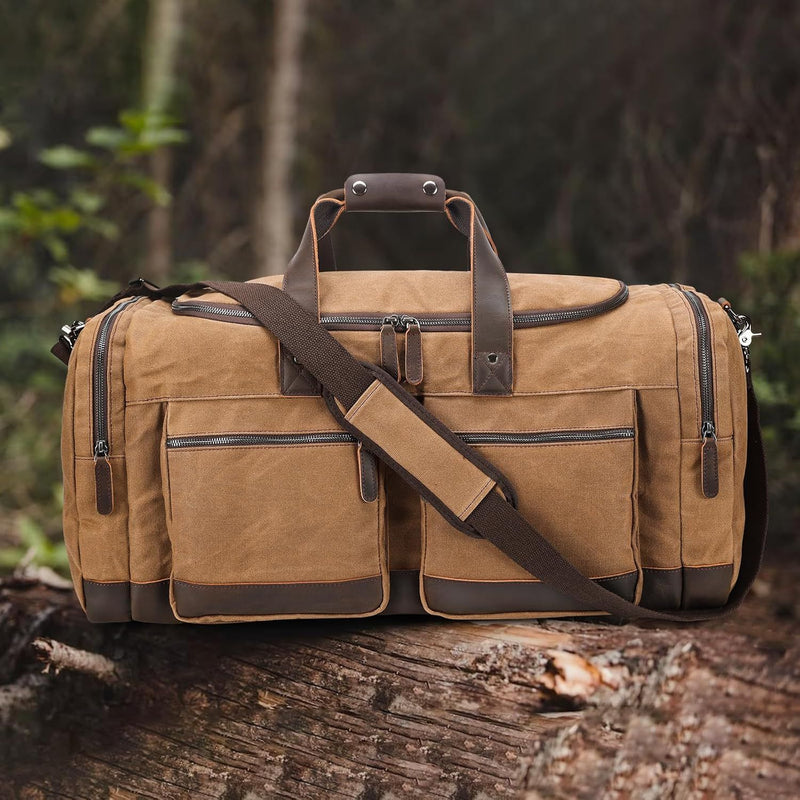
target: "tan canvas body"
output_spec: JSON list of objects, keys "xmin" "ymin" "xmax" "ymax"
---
[{"xmin": 60, "ymin": 265, "xmax": 750, "ymax": 624}]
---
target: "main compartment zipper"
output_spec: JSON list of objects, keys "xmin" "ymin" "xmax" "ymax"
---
[
  {"xmin": 671, "ymin": 285, "xmax": 718, "ymax": 498},
  {"xmin": 165, "ymin": 427, "xmax": 634, "ymax": 450},
  {"xmin": 92, "ymin": 297, "xmax": 140, "ymax": 514},
  {"xmin": 170, "ymin": 281, "xmax": 629, "ymax": 332}
]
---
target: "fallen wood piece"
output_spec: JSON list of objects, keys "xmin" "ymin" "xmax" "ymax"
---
[{"xmin": 30, "ymin": 637, "xmax": 124, "ymax": 685}]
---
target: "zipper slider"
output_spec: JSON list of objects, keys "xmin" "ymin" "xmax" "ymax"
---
[
  {"xmin": 379, "ymin": 317, "xmax": 401, "ymax": 381},
  {"xmin": 401, "ymin": 315, "xmax": 424, "ymax": 386},
  {"xmin": 93, "ymin": 439, "xmax": 114, "ymax": 515},
  {"xmin": 700, "ymin": 421, "xmax": 719, "ymax": 499}
]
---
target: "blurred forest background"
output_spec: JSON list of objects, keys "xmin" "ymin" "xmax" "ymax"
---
[{"xmin": 0, "ymin": 0, "xmax": 798, "ymax": 577}]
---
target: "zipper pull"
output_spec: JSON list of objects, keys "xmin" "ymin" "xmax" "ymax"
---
[
  {"xmin": 401, "ymin": 315, "xmax": 424, "ymax": 386},
  {"xmin": 94, "ymin": 440, "xmax": 114, "ymax": 515},
  {"xmin": 700, "ymin": 421, "xmax": 719, "ymax": 499},
  {"xmin": 357, "ymin": 443, "xmax": 379, "ymax": 503},
  {"xmin": 380, "ymin": 316, "xmax": 401, "ymax": 381}
]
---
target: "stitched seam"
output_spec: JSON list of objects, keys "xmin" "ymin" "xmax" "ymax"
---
[
  {"xmin": 345, "ymin": 380, "xmax": 382, "ymax": 422},
  {"xmin": 173, "ymin": 576, "xmax": 381, "ymax": 588},
  {"xmin": 457, "ymin": 477, "xmax": 494, "ymax": 519}
]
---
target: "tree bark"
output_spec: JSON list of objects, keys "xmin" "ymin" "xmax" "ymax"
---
[
  {"xmin": 2, "ymin": 562, "xmax": 799, "ymax": 799},
  {"xmin": 256, "ymin": 0, "xmax": 309, "ymax": 277},
  {"xmin": 142, "ymin": 0, "xmax": 184, "ymax": 283}
]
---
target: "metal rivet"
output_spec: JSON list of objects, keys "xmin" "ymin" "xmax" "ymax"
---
[
  {"xmin": 422, "ymin": 180, "xmax": 438, "ymax": 196},
  {"xmin": 291, "ymin": 356, "xmax": 301, "ymax": 365},
  {"xmin": 487, "ymin": 353, "xmax": 498, "ymax": 364},
  {"xmin": 352, "ymin": 180, "xmax": 367, "ymax": 196}
]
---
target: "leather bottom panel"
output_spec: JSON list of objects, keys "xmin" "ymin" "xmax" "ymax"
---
[
  {"xmin": 83, "ymin": 580, "xmax": 131, "ymax": 623},
  {"xmin": 131, "ymin": 580, "xmax": 178, "ymax": 624},
  {"xmin": 641, "ymin": 564, "xmax": 733, "ymax": 610},
  {"xmin": 422, "ymin": 571, "xmax": 638, "ymax": 616},
  {"xmin": 171, "ymin": 575, "xmax": 384, "ymax": 619},
  {"xmin": 380, "ymin": 569, "xmax": 425, "ymax": 615}
]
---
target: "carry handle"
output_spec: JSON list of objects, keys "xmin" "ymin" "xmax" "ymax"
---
[{"xmin": 281, "ymin": 173, "xmax": 514, "ymax": 397}]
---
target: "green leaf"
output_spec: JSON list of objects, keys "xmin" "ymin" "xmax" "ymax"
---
[
  {"xmin": 69, "ymin": 188, "xmax": 106, "ymax": 215},
  {"xmin": 139, "ymin": 127, "xmax": 188, "ymax": 148},
  {"xmin": 85, "ymin": 126, "xmax": 129, "ymax": 150},
  {"xmin": 120, "ymin": 171, "xmax": 171, "ymax": 206},
  {"xmin": 38, "ymin": 145, "xmax": 95, "ymax": 170},
  {"xmin": 43, "ymin": 235, "xmax": 69, "ymax": 262}
]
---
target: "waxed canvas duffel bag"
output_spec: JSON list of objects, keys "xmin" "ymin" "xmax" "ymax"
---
[{"xmin": 52, "ymin": 173, "xmax": 767, "ymax": 624}]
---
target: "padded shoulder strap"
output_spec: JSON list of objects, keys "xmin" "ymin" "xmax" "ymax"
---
[{"xmin": 76, "ymin": 279, "xmax": 768, "ymax": 621}]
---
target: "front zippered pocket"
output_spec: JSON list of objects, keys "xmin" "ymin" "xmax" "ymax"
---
[
  {"xmin": 91, "ymin": 297, "xmax": 140, "ymax": 514},
  {"xmin": 671, "ymin": 286, "xmax": 719, "ymax": 498},
  {"xmin": 166, "ymin": 427, "xmax": 635, "ymax": 451},
  {"xmin": 161, "ymin": 400, "xmax": 388, "ymax": 621}
]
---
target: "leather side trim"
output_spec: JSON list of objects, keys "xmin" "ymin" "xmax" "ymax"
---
[
  {"xmin": 640, "ymin": 564, "xmax": 734, "ymax": 610},
  {"xmin": 423, "ymin": 571, "xmax": 638, "ymax": 616},
  {"xmin": 83, "ymin": 580, "xmax": 131, "ymax": 623},
  {"xmin": 172, "ymin": 575, "xmax": 384, "ymax": 619},
  {"xmin": 131, "ymin": 580, "xmax": 178, "ymax": 624},
  {"xmin": 380, "ymin": 569, "xmax": 425, "ymax": 615}
]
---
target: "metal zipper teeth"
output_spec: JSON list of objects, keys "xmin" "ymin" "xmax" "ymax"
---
[
  {"xmin": 92, "ymin": 298, "xmax": 140, "ymax": 456},
  {"xmin": 458, "ymin": 428, "xmax": 634, "ymax": 445},
  {"xmin": 171, "ymin": 283, "xmax": 628, "ymax": 331},
  {"xmin": 165, "ymin": 427, "xmax": 634, "ymax": 450},
  {"xmin": 672, "ymin": 286, "xmax": 715, "ymax": 434}
]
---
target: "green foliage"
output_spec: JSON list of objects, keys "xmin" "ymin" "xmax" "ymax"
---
[
  {"xmin": 738, "ymin": 250, "xmax": 800, "ymax": 539},
  {"xmin": 0, "ymin": 109, "xmax": 186, "ymax": 574}
]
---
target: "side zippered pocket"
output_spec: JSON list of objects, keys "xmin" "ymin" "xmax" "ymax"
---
[
  {"xmin": 91, "ymin": 297, "xmax": 141, "ymax": 514},
  {"xmin": 671, "ymin": 286, "xmax": 718, "ymax": 498}
]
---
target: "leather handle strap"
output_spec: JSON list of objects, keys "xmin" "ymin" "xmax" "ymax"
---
[
  {"xmin": 280, "ymin": 174, "xmax": 514, "ymax": 398},
  {"xmin": 201, "ymin": 280, "xmax": 768, "ymax": 622}
]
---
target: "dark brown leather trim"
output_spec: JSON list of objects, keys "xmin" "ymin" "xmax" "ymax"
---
[
  {"xmin": 83, "ymin": 580, "xmax": 131, "ymax": 623},
  {"xmin": 131, "ymin": 580, "xmax": 178, "ymax": 624},
  {"xmin": 640, "ymin": 564, "xmax": 733, "ymax": 610},
  {"xmin": 357, "ymin": 445, "xmax": 380, "ymax": 503},
  {"xmin": 682, "ymin": 563, "xmax": 733, "ymax": 609},
  {"xmin": 380, "ymin": 569, "xmax": 425, "ymax": 615},
  {"xmin": 702, "ymin": 437, "xmax": 720, "ymax": 498},
  {"xmin": 379, "ymin": 323, "xmax": 400, "ymax": 380},
  {"xmin": 423, "ymin": 571, "xmax": 638, "ymax": 616},
  {"xmin": 344, "ymin": 173, "xmax": 445, "ymax": 212},
  {"xmin": 94, "ymin": 458, "xmax": 113, "ymax": 515},
  {"xmin": 172, "ymin": 575, "xmax": 384, "ymax": 618},
  {"xmin": 404, "ymin": 324, "xmax": 423, "ymax": 385}
]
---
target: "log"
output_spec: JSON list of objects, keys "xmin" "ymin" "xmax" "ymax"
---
[{"xmin": 1, "ymin": 562, "xmax": 799, "ymax": 799}]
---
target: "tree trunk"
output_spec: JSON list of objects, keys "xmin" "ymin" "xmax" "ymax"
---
[
  {"xmin": 256, "ymin": 0, "xmax": 309, "ymax": 277},
  {"xmin": 2, "ymin": 561, "xmax": 799, "ymax": 798},
  {"xmin": 142, "ymin": 0, "xmax": 184, "ymax": 283}
]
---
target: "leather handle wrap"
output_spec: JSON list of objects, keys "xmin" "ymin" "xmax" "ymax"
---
[
  {"xmin": 344, "ymin": 173, "xmax": 446, "ymax": 212},
  {"xmin": 95, "ymin": 278, "xmax": 768, "ymax": 622},
  {"xmin": 280, "ymin": 174, "xmax": 514, "ymax": 397}
]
